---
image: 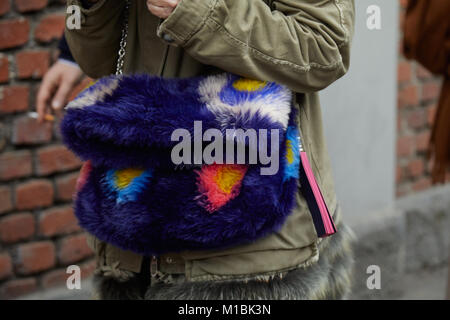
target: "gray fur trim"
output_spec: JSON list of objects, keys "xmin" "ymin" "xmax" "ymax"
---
[
  {"xmin": 93, "ymin": 223, "xmax": 355, "ymax": 300},
  {"xmin": 144, "ymin": 224, "xmax": 355, "ymax": 300},
  {"xmin": 92, "ymin": 273, "xmax": 144, "ymax": 300}
]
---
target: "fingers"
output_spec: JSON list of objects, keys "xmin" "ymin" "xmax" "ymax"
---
[
  {"xmin": 36, "ymin": 75, "xmax": 58, "ymax": 123},
  {"xmin": 36, "ymin": 61, "xmax": 83, "ymax": 123},
  {"xmin": 146, "ymin": 0, "xmax": 179, "ymax": 18},
  {"xmin": 52, "ymin": 80, "xmax": 73, "ymax": 115},
  {"xmin": 148, "ymin": 0, "xmax": 178, "ymax": 8},
  {"xmin": 147, "ymin": 4, "xmax": 173, "ymax": 18}
]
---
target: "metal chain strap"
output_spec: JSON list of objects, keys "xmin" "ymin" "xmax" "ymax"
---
[{"xmin": 116, "ymin": 0, "xmax": 131, "ymax": 75}]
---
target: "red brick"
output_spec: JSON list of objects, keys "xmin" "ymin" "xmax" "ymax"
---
[
  {"xmin": 14, "ymin": 0, "xmax": 48, "ymax": 12},
  {"xmin": 34, "ymin": 14, "xmax": 65, "ymax": 43},
  {"xmin": 16, "ymin": 50, "xmax": 50, "ymax": 79},
  {"xmin": 58, "ymin": 233, "xmax": 93, "ymax": 264},
  {"xmin": 415, "ymin": 131, "xmax": 431, "ymax": 153},
  {"xmin": 427, "ymin": 104, "xmax": 437, "ymax": 126},
  {"xmin": 0, "ymin": 253, "xmax": 12, "ymax": 280},
  {"xmin": 15, "ymin": 241, "xmax": 55, "ymax": 275},
  {"xmin": 42, "ymin": 259, "xmax": 96, "ymax": 289},
  {"xmin": 41, "ymin": 268, "xmax": 67, "ymax": 289},
  {"xmin": 0, "ymin": 185, "xmax": 13, "ymax": 214},
  {"xmin": 0, "ymin": 212, "xmax": 35, "ymax": 243},
  {"xmin": 16, "ymin": 179, "xmax": 53, "ymax": 210},
  {"xmin": 397, "ymin": 136, "xmax": 414, "ymax": 157},
  {"xmin": 0, "ymin": 18, "xmax": 30, "ymax": 50},
  {"xmin": 398, "ymin": 85, "xmax": 418, "ymax": 108},
  {"xmin": 0, "ymin": 54, "xmax": 8, "ymax": 83},
  {"xmin": 412, "ymin": 177, "xmax": 432, "ymax": 192},
  {"xmin": 0, "ymin": 0, "xmax": 11, "ymax": 16},
  {"xmin": 396, "ymin": 187, "xmax": 409, "ymax": 198},
  {"xmin": 0, "ymin": 85, "xmax": 29, "ymax": 114},
  {"xmin": 0, "ymin": 278, "xmax": 37, "ymax": 299},
  {"xmin": 0, "ymin": 150, "xmax": 32, "ymax": 181},
  {"xmin": 12, "ymin": 116, "xmax": 52, "ymax": 145},
  {"xmin": 407, "ymin": 159, "xmax": 425, "ymax": 178},
  {"xmin": 55, "ymin": 172, "xmax": 79, "ymax": 201},
  {"xmin": 397, "ymin": 114, "xmax": 404, "ymax": 132},
  {"xmin": 396, "ymin": 165, "xmax": 404, "ymax": 184},
  {"xmin": 36, "ymin": 145, "xmax": 82, "ymax": 176},
  {"xmin": 422, "ymin": 82, "xmax": 441, "ymax": 102},
  {"xmin": 416, "ymin": 64, "xmax": 433, "ymax": 81},
  {"xmin": 397, "ymin": 61, "xmax": 411, "ymax": 84},
  {"xmin": 406, "ymin": 109, "xmax": 426, "ymax": 129},
  {"xmin": 426, "ymin": 160, "xmax": 434, "ymax": 174},
  {"xmin": 0, "ymin": 122, "xmax": 5, "ymax": 152},
  {"xmin": 39, "ymin": 206, "xmax": 79, "ymax": 237}
]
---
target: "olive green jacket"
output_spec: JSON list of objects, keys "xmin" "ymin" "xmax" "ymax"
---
[{"xmin": 65, "ymin": 0, "xmax": 355, "ymax": 282}]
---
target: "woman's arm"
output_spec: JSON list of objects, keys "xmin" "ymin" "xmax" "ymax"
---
[
  {"xmin": 64, "ymin": 0, "xmax": 126, "ymax": 78},
  {"xmin": 158, "ymin": 0, "xmax": 355, "ymax": 93}
]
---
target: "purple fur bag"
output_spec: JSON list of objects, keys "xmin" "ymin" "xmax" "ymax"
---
[{"xmin": 60, "ymin": 73, "xmax": 302, "ymax": 255}]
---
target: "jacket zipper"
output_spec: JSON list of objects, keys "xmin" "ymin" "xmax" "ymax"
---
[
  {"xmin": 158, "ymin": 44, "xmax": 170, "ymax": 77},
  {"xmin": 149, "ymin": 31, "xmax": 171, "ymax": 279},
  {"xmin": 149, "ymin": 44, "xmax": 170, "ymax": 278}
]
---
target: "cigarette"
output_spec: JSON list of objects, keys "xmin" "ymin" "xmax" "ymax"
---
[{"xmin": 28, "ymin": 112, "xmax": 55, "ymax": 122}]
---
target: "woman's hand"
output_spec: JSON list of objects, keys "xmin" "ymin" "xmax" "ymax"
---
[
  {"xmin": 36, "ymin": 60, "xmax": 83, "ymax": 123},
  {"xmin": 146, "ymin": 0, "xmax": 180, "ymax": 19}
]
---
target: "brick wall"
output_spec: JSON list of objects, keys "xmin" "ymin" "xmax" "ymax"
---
[
  {"xmin": 0, "ymin": 0, "xmax": 94, "ymax": 299},
  {"xmin": 396, "ymin": 0, "xmax": 448, "ymax": 197}
]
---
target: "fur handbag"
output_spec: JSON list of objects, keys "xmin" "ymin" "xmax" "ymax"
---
[{"xmin": 61, "ymin": 73, "xmax": 303, "ymax": 255}]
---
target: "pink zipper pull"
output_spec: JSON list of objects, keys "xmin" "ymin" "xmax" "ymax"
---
[{"xmin": 297, "ymin": 129, "xmax": 336, "ymax": 238}]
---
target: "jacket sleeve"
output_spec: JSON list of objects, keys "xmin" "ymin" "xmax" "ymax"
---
[
  {"xmin": 64, "ymin": 0, "xmax": 126, "ymax": 78},
  {"xmin": 158, "ymin": 0, "xmax": 355, "ymax": 93}
]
